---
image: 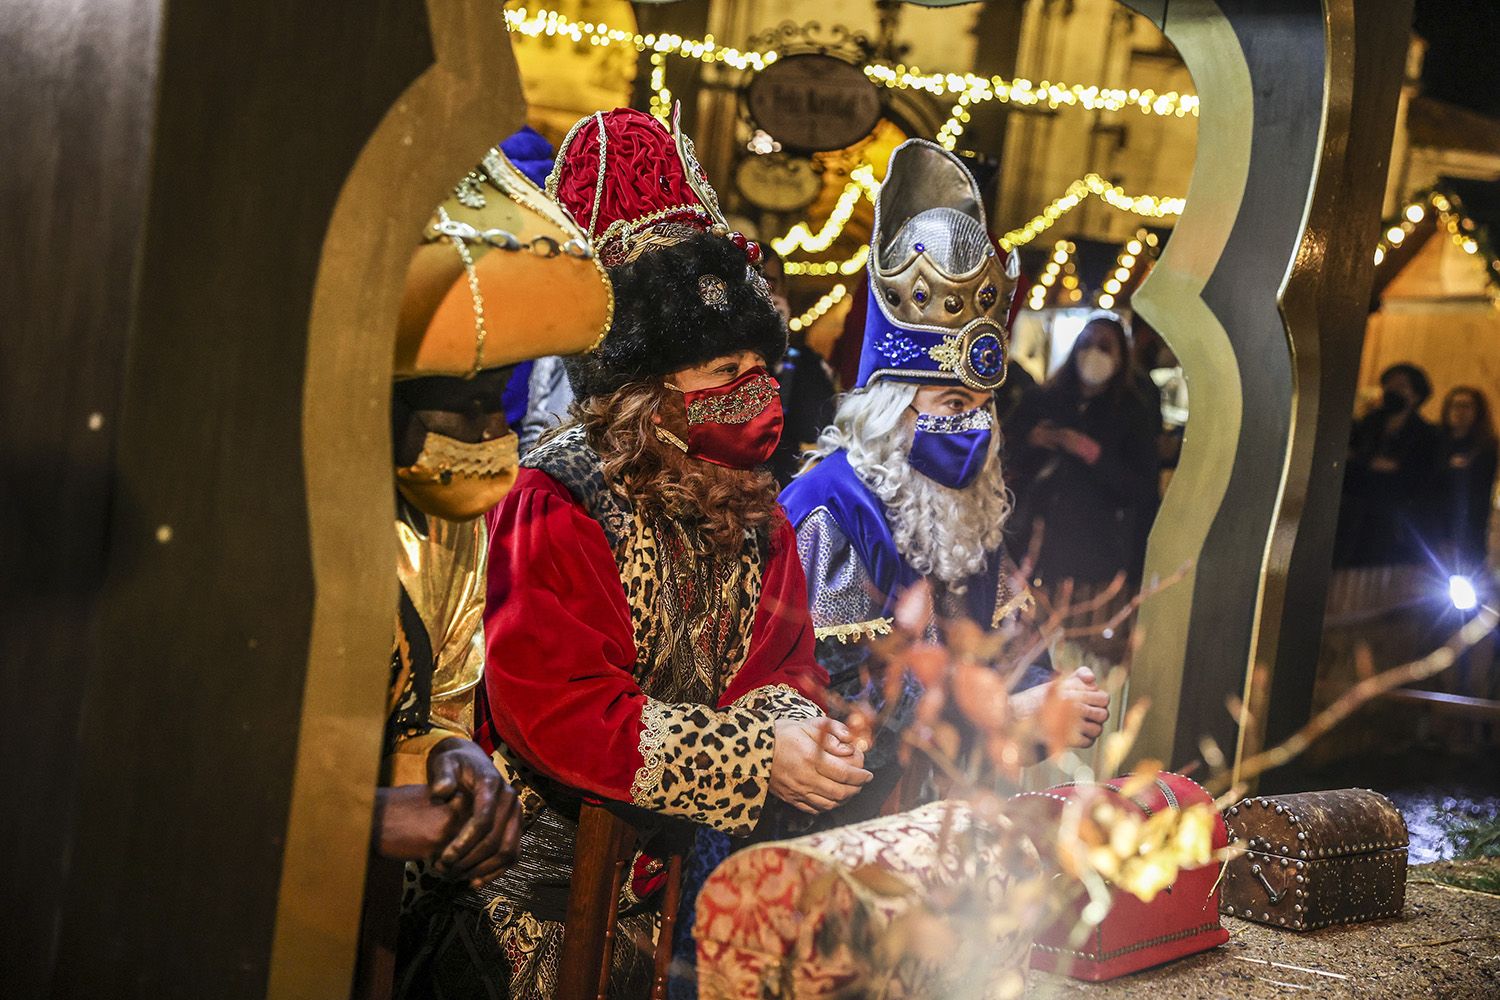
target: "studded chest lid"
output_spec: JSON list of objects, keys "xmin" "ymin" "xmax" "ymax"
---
[{"xmin": 1223, "ymin": 788, "xmax": 1408, "ymax": 861}]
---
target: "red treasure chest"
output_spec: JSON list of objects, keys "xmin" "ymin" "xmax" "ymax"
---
[{"xmin": 1020, "ymin": 772, "xmax": 1229, "ymax": 981}]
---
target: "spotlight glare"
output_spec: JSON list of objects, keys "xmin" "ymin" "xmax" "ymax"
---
[{"xmin": 1449, "ymin": 575, "xmax": 1478, "ymax": 612}]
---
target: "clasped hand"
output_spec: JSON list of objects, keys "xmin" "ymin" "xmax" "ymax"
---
[
  {"xmin": 374, "ymin": 737, "xmax": 522, "ymax": 888},
  {"xmin": 769, "ymin": 717, "xmax": 874, "ymax": 814}
]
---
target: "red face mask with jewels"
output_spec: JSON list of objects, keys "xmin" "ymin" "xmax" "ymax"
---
[{"xmin": 660, "ymin": 367, "xmax": 784, "ymax": 469}]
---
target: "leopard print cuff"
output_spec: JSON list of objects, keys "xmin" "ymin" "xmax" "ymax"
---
[
  {"xmin": 629, "ymin": 699, "xmax": 775, "ymax": 837},
  {"xmin": 732, "ymin": 683, "xmax": 822, "ymax": 722}
]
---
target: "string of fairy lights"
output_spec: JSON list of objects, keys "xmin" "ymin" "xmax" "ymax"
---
[
  {"xmin": 1374, "ymin": 189, "xmax": 1500, "ymax": 305},
  {"xmin": 789, "ymin": 283, "xmax": 850, "ymax": 333},
  {"xmin": 503, "ymin": 5, "xmax": 1193, "ymax": 284},
  {"xmin": 771, "ymin": 165, "xmax": 881, "ymax": 256},
  {"xmin": 504, "ymin": 5, "xmax": 1499, "ymax": 322}
]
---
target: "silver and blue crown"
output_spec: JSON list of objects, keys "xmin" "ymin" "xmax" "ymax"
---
[{"xmin": 856, "ymin": 140, "xmax": 1018, "ymax": 391}]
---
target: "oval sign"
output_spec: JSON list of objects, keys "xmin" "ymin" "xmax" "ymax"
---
[
  {"xmin": 735, "ymin": 154, "xmax": 823, "ymax": 213},
  {"xmin": 747, "ymin": 53, "xmax": 883, "ymax": 153}
]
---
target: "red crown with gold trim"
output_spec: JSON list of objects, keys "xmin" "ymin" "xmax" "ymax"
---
[{"xmin": 548, "ymin": 105, "xmax": 761, "ymax": 268}]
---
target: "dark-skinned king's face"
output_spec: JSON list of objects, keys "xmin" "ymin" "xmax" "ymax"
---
[{"xmin": 392, "ymin": 366, "xmax": 520, "ymax": 522}]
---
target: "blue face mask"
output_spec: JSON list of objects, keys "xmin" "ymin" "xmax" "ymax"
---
[{"xmin": 908, "ymin": 406, "xmax": 993, "ymax": 489}]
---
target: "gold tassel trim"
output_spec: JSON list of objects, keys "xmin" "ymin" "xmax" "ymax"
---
[
  {"xmin": 991, "ymin": 591, "xmax": 1035, "ymax": 629},
  {"xmin": 814, "ymin": 618, "xmax": 895, "ymax": 643}
]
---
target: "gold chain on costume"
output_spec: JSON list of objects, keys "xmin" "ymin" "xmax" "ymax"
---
[
  {"xmin": 428, "ymin": 209, "xmax": 598, "ymax": 378},
  {"xmin": 436, "ymin": 206, "xmax": 490, "ymax": 378}
]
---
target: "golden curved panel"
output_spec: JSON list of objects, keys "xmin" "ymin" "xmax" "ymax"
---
[
  {"xmin": 269, "ymin": 1, "xmax": 527, "ymax": 995},
  {"xmin": 1125, "ymin": 1, "xmax": 1253, "ymax": 766},
  {"xmin": 1123, "ymin": 0, "xmax": 1410, "ymax": 777}
]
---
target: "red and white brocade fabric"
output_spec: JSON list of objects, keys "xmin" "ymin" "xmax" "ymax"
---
[
  {"xmin": 475, "ymin": 468, "xmax": 826, "ymax": 838},
  {"xmin": 694, "ymin": 801, "xmax": 1044, "ymax": 1000}
]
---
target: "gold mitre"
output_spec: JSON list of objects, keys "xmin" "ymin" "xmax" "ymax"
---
[{"xmin": 395, "ymin": 146, "xmax": 613, "ymax": 378}]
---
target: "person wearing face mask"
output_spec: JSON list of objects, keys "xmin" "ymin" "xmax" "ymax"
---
[
  {"xmin": 1003, "ymin": 312, "xmax": 1163, "ymax": 664},
  {"xmin": 1435, "ymin": 386, "xmax": 1498, "ymax": 574},
  {"xmin": 372, "ymin": 141, "xmax": 614, "ymax": 995},
  {"xmin": 400, "ymin": 108, "xmax": 867, "ymax": 1000},
  {"xmin": 780, "ymin": 141, "xmax": 1110, "ymax": 825},
  {"xmin": 1332, "ymin": 362, "xmax": 1442, "ymax": 568}
]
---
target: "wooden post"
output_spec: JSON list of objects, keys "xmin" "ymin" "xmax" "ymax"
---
[
  {"xmin": 2, "ymin": 2, "xmax": 525, "ymax": 996},
  {"xmin": 557, "ymin": 803, "xmax": 639, "ymax": 1000}
]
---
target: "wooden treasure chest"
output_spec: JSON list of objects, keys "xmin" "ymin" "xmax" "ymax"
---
[
  {"xmin": 1022, "ymin": 772, "xmax": 1230, "ymax": 981},
  {"xmin": 1221, "ymin": 788, "xmax": 1408, "ymax": 931}
]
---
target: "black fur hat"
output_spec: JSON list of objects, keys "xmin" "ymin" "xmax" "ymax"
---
[{"xmin": 565, "ymin": 231, "xmax": 788, "ymax": 400}]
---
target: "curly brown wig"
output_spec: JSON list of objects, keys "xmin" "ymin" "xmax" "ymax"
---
[{"xmin": 575, "ymin": 380, "xmax": 782, "ymax": 556}]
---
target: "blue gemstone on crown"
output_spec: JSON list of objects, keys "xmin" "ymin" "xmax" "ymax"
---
[{"xmin": 969, "ymin": 332, "xmax": 1005, "ymax": 378}]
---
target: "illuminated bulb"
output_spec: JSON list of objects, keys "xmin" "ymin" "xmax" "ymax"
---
[
  {"xmin": 1462, "ymin": 239, "xmax": 1479, "ymax": 254},
  {"xmin": 1405, "ymin": 204, "xmax": 1425, "ymax": 223},
  {"xmin": 1114, "ymin": 267, "xmax": 1131, "ymax": 281},
  {"xmin": 1098, "ymin": 293, "xmax": 1115, "ymax": 309},
  {"xmin": 1146, "ymin": 233, "xmax": 1159, "ymax": 247},
  {"xmin": 1127, "ymin": 239, "xmax": 1143, "ymax": 255},
  {"xmin": 1450, "ymin": 575, "xmax": 1478, "ymax": 612},
  {"xmin": 1373, "ymin": 246, "xmax": 1385, "ymax": 265},
  {"xmin": 1104, "ymin": 279, "xmax": 1121, "ymax": 294},
  {"xmin": 1121, "ymin": 254, "xmax": 1136, "ymax": 267},
  {"xmin": 1386, "ymin": 227, "xmax": 1405, "ymax": 245},
  {"xmin": 1053, "ymin": 250, "xmax": 1068, "ymax": 264},
  {"xmin": 1041, "ymin": 273, "xmax": 1057, "ymax": 287}
]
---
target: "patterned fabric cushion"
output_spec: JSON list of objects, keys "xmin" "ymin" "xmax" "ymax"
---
[{"xmin": 694, "ymin": 801, "xmax": 1043, "ymax": 999}]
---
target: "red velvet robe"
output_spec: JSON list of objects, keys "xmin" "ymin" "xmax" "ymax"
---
[{"xmin": 475, "ymin": 467, "xmax": 827, "ymax": 837}]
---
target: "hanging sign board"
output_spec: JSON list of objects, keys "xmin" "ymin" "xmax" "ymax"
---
[
  {"xmin": 746, "ymin": 53, "xmax": 883, "ymax": 153},
  {"xmin": 735, "ymin": 154, "xmax": 822, "ymax": 213}
]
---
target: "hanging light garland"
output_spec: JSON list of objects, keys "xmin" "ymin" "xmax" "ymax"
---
[
  {"xmin": 504, "ymin": 6, "xmax": 776, "ymax": 71},
  {"xmin": 771, "ymin": 166, "xmax": 880, "ymax": 255},
  {"xmin": 788, "ymin": 283, "xmax": 849, "ymax": 333},
  {"xmin": 505, "ymin": 3, "xmax": 1495, "ymax": 313},
  {"xmin": 1098, "ymin": 228, "xmax": 1158, "ymax": 309},
  {"xmin": 863, "ymin": 63, "xmax": 1198, "ymax": 119},
  {"xmin": 1002, "ymin": 175, "xmax": 1183, "ymax": 250},
  {"xmin": 503, "ymin": 6, "xmax": 1199, "ymax": 119},
  {"xmin": 647, "ymin": 52, "xmax": 672, "ymax": 122},
  {"xmin": 502, "ymin": 5, "xmax": 1196, "ymax": 290},
  {"xmin": 1029, "ymin": 240, "xmax": 1079, "ymax": 310},
  {"xmin": 1374, "ymin": 189, "xmax": 1500, "ymax": 306},
  {"xmin": 783, "ymin": 244, "xmax": 870, "ymax": 277}
]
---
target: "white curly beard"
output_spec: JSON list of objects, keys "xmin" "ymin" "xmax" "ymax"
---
[{"xmin": 809, "ymin": 381, "xmax": 1011, "ymax": 589}]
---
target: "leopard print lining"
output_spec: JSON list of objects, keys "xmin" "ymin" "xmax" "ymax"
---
[
  {"xmin": 733, "ymin": 682, "xmax": 822, "ymax": 721},
  {"xmin": 629, "ymin": 699, "xmax": 775, "ymax": 837},
  {"xmin": 526, "ymin": 429, "xmax": 780, "ymax": 832}
]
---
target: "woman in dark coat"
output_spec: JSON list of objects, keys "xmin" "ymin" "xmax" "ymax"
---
[
  {"xmin": 1004, "ymin": 314, "xmax": 1162, "ymax": 658},
  {"xmin": 1435, "ymin": 385, "xmax": 1498, "ymax": 574}
]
